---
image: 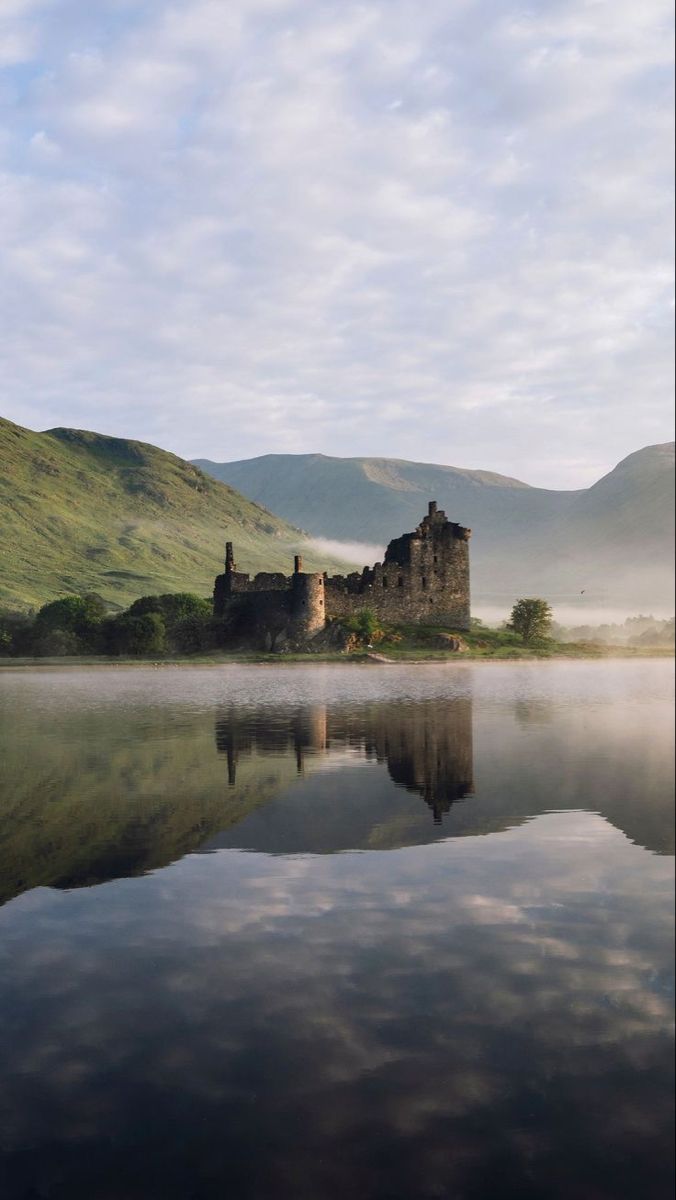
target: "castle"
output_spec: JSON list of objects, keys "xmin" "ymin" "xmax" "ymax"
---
[{"xmin": 213, "ymin": 501, "xmax": 471, "ymax": 645}]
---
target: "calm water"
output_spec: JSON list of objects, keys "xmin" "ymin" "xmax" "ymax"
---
[{"xmin": 0, "ymin": 660, "xmax": 673, "ymax": 1200}]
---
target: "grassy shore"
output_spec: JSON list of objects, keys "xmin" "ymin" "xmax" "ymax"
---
[{"xmin": 1, "ymin": 624, "xmax": 672, "ymax": 668}]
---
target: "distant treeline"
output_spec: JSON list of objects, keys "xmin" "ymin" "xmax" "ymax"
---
[
  {"xmin": 0, "ymin": 593, "xmax": 217, "ymax": 657},
  {"xmin": 552, "ymin": 614, "xmax": 675, "ymax": 648}
]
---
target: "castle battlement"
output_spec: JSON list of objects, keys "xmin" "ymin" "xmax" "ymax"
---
[{"xmin": 213, "ymin": 502, "xmax": 470, "ymax": 645}]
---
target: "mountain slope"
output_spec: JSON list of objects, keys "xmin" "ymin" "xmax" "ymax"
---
[
  {"xmin": 194, "ymin": 445, "xmax": 675, "ymax": 607},
  {"xmin": 193, "ymin": 452, "xmax": 578, "ymax": 552},
  {"xmin": 0, "ymin": 418, "xmax": 345, "ymax": 611}
]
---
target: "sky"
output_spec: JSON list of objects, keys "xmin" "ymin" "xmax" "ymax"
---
[{"xmin": 0, "ymin": 0, "xmax": 673, "ymax": 488}]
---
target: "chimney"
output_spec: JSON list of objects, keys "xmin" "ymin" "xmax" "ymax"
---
[
  {"xmin": 225, "ymin": 542, "xmax": 235, "ymax": 572},
  {"xmin": 294, "ymin": 555, "xmax": 303, "ymax": 574},
  {"xmin": 428, "ymin": 501, "xmax": 438, "ymax": 516}
]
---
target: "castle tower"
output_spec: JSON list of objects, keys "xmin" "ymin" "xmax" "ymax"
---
[{"xmin": 290, "ymin": 567, "xmax": 325, "ymax": 638}]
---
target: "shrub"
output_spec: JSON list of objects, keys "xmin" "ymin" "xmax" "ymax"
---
[{"xmin": 339, "ymin": 609, "xmax": 384, "ymax": 645}]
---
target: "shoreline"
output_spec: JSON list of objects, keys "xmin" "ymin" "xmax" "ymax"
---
[{"xmin": 0, "ymin": 646, "xmax": 673, "ymax": 670}]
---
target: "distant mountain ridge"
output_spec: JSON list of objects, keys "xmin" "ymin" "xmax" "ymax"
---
[
  {"xmin": 194, "ymin": 444, "xmax": 675, "ymax": 608},
  {"xmin": 0, "ymin": 417, "xmax": 346, "ymax": 610}
]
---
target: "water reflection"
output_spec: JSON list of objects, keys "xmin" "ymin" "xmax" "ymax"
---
[
  {"xmin": 0, "ymin": 663, "xmax": 673, "ymax": 1200},
  {"xmin": 0, "ymin": 664, "xmax": 673, "ymax": 905},
  {"xmin": 215, "ymin": 698, "xmax": 474, "ymax": 823}
]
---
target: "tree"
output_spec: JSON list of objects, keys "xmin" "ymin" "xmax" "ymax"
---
[
  {"xmin": 0, "ymin": 611, "xmax": 34, "ymax": 656},
  {"xmin": 33, "ymin": 593, "xmax": 107, "ymax": 653},
  {"xmin": 33, "ymin": 628, "xmax": 81, "ymax": 657},
  {"xmin": 110, "ymin": 612, "xmax": 167, "ymax": 656},
  {"xmin": 127, "ymin": 593, "xmax": 212, "ymax": 652},
  {"xmin": 127, "ymin": 593, "xmax": 210, "ymax": 623},
  {"xmin": 509, "ymin": 598, "xmax": 553, "ymax": 643}
]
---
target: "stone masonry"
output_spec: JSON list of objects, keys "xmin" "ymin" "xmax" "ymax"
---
[{"xmin": 213, "ymin": 502, "xmax": 471, "ymax": 643}]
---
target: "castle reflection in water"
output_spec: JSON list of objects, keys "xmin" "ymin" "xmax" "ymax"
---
[{"xmin": 215, "ymin": 699, "xmax": 474, "ymax": 824}]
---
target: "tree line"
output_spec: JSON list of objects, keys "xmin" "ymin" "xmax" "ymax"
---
[
  {"xmin": 0, "ymin": 592, "xmax": 558, "ymax": 657},
  {"xmin": 0, "ymin": 593, "xmax": 216, "ymax": 657}
]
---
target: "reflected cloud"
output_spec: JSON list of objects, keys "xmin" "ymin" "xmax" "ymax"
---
[{"xmin": 0, "ymin": 812, "xmax": 672, "ymax": 1200}]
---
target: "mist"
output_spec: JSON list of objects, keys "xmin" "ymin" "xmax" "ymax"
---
[
  {"xmin": 304, "ymin": 538, "xmax": 385, "ymax": 570},
  {"xmin": 473, "ymin": 603, "xmax": 675, "ymax": 628}
]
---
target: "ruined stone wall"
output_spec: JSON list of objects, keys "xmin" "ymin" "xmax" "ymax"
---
[
  {"xmin": 214, "ymin": 571, "xmax": 325, "ymax": 645},
  {"xmin": 214, "ymin": 570, "xmax": 290, "ymax": 618},
  {"xmin": 323, "ymin": 503, "xmax": 471, "ymax": 629},
  {"xmin": 324, "ymin": 542, "xmax": 470, "ymax": 628},
  {"xmin": 214, "ymin": 503, "xmax": 471, "ymax": 633}
]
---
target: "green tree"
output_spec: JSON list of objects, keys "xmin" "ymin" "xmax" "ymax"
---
[
  {"xmin": 33, "ymin": 593, "xmax": 107, "ymax": 653},
  {"xmin": 509, "ymin": 598, "xmax": 553, "ymax": 643},
  {"xmin": 110, "ymin": 612, "xmax": 167, "ymax": 656},
  {"xmin": 0, "ymin": 612, "xmax": 35, "ymax": 656},
  {"xmin": 128, "ymin": 593, "xmax": 210, "ymax": 623},
  {"xmin": 33, "ymin": 628, "xmax": 81, "ymax": 657},
  {"xmin": 127, "ymin": 593, "xmax": 211, "ymax": 652}
]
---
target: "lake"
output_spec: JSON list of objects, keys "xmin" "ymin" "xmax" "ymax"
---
[{"xmin": 0, "ymin": 660, "xmax": 673, "ymax": 1200}]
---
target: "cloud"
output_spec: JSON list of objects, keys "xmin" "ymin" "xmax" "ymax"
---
[{"xmin": 0, "ymin": 0, "xmax": 673, "ymax": 486}]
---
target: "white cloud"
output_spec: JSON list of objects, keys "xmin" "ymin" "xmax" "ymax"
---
[{"xmin": 0, "ymin": 0, "xmax": 673, "ymax": 486}]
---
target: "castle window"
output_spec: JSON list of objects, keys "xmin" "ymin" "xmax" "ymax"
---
[
  {"xmin": 382, "ymin": 576, "xmax": 388, "ymax": 588},
  {"xmin": 433, "ymin": 555, "xmax": 438, "ymax": 564},
  {"xmin": 398, "ymin": 577, "xmax": 404, "ymax": 587},
  {"xmin": 421, "ymin": 577, "xmax": 427, "ymax": 589}
]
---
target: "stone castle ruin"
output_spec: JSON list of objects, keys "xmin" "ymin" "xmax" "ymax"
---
[{"xmin": 213, "ymin": 501, "xmax": 470, "ymax": 646}]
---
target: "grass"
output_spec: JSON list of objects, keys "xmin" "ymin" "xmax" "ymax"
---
[
  {"xmin": 2, "ymin": 630, "xmax": 672, "ymax": 668},
  {"xmin": 0, "ymin": 416, "xmax": 349, "ymax": 611}
]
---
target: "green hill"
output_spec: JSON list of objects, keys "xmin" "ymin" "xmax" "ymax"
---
[{"xmin": 0, "ymin": 417, "xmax": 345, "ymax": 611}]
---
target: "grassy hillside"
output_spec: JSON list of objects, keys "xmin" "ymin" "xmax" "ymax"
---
[
  {"xmin": 0, "ymin": 418, "xmax": 346, "ymax": 611},
  {"xmin": 194, "ymin": 446, "xmax": 675, "ymax": 609}
]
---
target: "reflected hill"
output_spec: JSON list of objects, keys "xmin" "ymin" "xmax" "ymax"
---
[{"xmin": 0, "ymin": 685, "xmax": 672, "ymax": 906}]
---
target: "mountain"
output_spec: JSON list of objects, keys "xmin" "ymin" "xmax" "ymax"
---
[
  {"xmin": 193, "ymin": 452, "xmax": 574, "ymax": 546},
  {"xmin": 194, "ymin": 445, "xmax": 675, "ymax": 608},
  {"xmin": 0, "ymin": 418, "xmax": 345, "ymax": 611}
]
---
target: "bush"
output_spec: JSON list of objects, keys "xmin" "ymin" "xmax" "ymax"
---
[{"xmin": 339, "ymin": 609, "xmax": 384, "ymax": 645}]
